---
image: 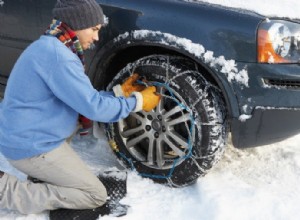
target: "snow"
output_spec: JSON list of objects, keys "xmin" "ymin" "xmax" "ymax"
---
[
  {"xmin": 188, "ymin": 0, "xmax": 300, "ymax": 19},
  {"xmin": 1, "ymin": 0, "xmax": 300, "ymax": 219},
  {"xmin": 1, "ymin": 131, "xmax": 300, "ymax": 220},
  {"xmin": 118, "ymin": 30, "xmax": 249, "ymax": 87},
  {"xmin": 238, "ymin": 114, "xmax": 252, "ymax": 122}
]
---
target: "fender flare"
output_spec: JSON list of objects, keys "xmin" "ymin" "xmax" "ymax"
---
[{"xmin": 89, "ymin": 30, "xmax": 244, "ymax": 118}]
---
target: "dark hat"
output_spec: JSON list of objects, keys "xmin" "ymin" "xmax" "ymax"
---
[{"xmin": 52, "ymin": 0, "xmax": 105, "ymax": 30}]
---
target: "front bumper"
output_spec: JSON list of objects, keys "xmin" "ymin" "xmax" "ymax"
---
[
  {"xmin": 230, "ymin": 62, "xmax": 300, "ymax": 148},
  {"xmin": 231, "ymin": 108, "xmax": 300, "ymax": 148}
]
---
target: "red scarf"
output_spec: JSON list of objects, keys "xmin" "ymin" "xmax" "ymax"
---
[{"xmin": 45, "ymin": 19, "xmax": 92, "ymax": 136}]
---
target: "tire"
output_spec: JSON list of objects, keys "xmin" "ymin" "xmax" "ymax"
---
[{"xmin": 106, "ymin": 55, "xmax": 228, "ymax": 187}]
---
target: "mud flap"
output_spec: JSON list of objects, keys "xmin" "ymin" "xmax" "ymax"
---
[{"xmin": 49, "ymin": 170, "xmax": 128, "ymax": 220}]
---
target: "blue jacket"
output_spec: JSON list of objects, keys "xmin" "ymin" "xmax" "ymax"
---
[{"xmin": 0, "ymin": 35, "xmax": 136, "ymax": 160}]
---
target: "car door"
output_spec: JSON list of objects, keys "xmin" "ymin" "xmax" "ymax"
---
[{"xmin": 0, "ymin": 0, "xmax": 55, "ymax": 96}]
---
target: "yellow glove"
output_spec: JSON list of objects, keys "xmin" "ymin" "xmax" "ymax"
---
[
  {"xmin": 113, "ymin": 73, "xmax": 145, "ymax": 97},
  {"xmin": 140, "ymin": 86, "xmax": 161, "ymax": 112}
]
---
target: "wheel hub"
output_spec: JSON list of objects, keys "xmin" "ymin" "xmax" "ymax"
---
[{"xmin": 151, "ymin": 119, "xmax": 162, "ymax": 131}]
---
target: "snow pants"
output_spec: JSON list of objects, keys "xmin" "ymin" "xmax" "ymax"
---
[{"xmin": 0, "ymin": 141, "xmax": 107, "ymax": 214}]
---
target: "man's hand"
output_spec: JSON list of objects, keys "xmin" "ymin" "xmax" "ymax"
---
[
  {"xmin": 121, "ymin": 73, "xmax": 145, "ymax": 97},
  {"xmin": 113, "ymin": 73, "xmax": 145, "ymax": 97},
  {"xmin": 140, "ymin": 86, "xmax": 161, "ymax": 112}
]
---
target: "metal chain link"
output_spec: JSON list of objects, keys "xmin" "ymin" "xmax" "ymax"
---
[{"xmin": 108, "ymin": 55, "xmax": 222, "ymax": 180}]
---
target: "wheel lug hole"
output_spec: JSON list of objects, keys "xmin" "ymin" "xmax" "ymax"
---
[
  {"xmin": 147, "ymin": 115, "xmax": 153, "ymax": 120},
  {"xmin": 157, "ymin": 115, "xmax": 162, "ymax": 121},
  {"xmin": 154, "ymin": 132, "xmax": 159, "ymax": 138},
  {"xmin": 146, "ymin": 125, "xmax": 151, "ymax": 131},
  {"xmin": 162, "ymin": 126, "xmax": 166, "ymax": 132}
]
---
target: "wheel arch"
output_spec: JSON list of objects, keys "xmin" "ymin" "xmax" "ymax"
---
[{"xmin": 89, "ymin": 30, "xmax": 240, "ymax": 119}]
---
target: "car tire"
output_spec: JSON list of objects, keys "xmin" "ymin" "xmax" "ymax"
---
[{"xmin": 106, "ymin": 55, "xmax": 228, "ymax": 187}]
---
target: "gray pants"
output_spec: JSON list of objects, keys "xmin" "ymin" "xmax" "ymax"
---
[{"xmin": 0, "ymin": 142, "xmax": 107, "ymax": 214}]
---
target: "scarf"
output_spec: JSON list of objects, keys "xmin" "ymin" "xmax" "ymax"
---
[
  {"xmin": 45, "ymin": 19, "xmax": 92, "ymax": 136},
  {"xmin": 45, "ymin": 19, "xmax": 85, "ymax": 66}
]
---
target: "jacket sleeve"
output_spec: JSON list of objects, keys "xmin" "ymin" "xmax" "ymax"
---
[{"xmin": 46, "ymin": 59, "xmax": 136, "ymax": 123}]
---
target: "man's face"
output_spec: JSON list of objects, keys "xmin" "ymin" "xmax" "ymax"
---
[{"xmin": 75, "ymin": 24, "xmax": 101, "ymax": 50}]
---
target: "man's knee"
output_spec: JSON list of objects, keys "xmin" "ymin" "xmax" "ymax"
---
[{"xmin": 89, "ymin": 181, "xmax": 108, "ymax": 207}]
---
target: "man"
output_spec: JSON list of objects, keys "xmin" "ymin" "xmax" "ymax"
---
[{"xmin": 0, "ymin": 0, "xmax": 160, "ymax": 214}]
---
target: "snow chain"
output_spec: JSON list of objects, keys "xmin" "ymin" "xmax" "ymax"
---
[{"xmin": 105, "ymin": 78, "xmax": 195, "ymax": 180}]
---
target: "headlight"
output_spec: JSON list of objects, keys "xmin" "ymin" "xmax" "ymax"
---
[{"xmin": 257, "ymin": 19, "xmax": 300, "ymax": 63}]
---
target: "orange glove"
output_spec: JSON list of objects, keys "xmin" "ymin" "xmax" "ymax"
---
[
  {"xmin": 113, "ymin": 73, "xmax": 145, "ymax": 97},
  {"xmin": 122, "ymin": 73, "xmax": 145, "ymax": 97},
  {"xmin": 140, "ymin": 86, "xmax": 161, "ymax": 112}
]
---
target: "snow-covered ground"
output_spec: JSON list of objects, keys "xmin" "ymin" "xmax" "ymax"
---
[
  {"xmin": 1, "ymin": 0, "xmax": 300, "ymax": 219},
  {"xmin": 1, "ymin": 131, "xmax": 300, "ymax": 220}
]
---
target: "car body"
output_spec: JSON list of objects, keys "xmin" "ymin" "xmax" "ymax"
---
[{"xmin": 1, "ymin": 0, "xmax": 300, "ymax": 186}]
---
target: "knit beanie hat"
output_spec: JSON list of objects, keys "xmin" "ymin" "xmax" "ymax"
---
[{"xmin": 52, "ymin": 0, "xmax": 105, "ymax": 30}]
